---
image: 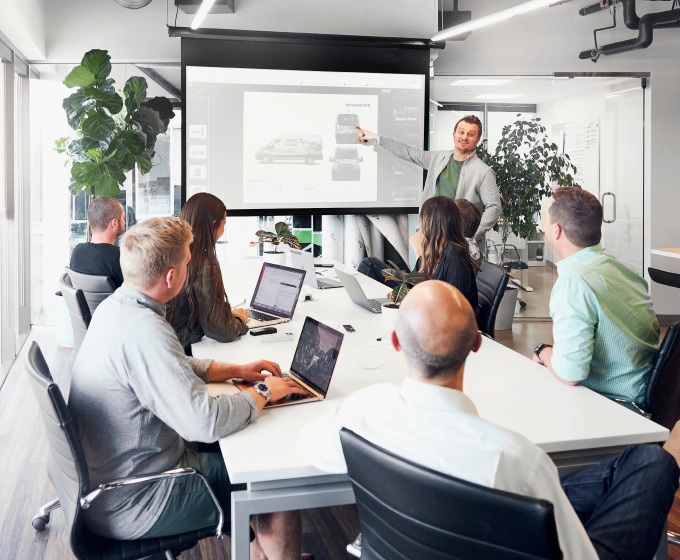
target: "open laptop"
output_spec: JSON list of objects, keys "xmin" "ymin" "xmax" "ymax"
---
[
  {"xmin": 234, "ymin": 316, "xmax": 344, "ymax": 408},
  {"xmin": 290, "ymin": 249, "xmax": 342, "ymax": 289},
  {"xmin": 244, "ymin": 263, "xmax": 306, "ymax": 328},
  {"xmin": 335, "ymin": 268, "xmax": 390, "ymax": 314}
]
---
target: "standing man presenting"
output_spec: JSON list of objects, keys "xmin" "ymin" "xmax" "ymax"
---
[{"xmin": 356, "ymin": 116, "xmax": 501, "ymax": 249}]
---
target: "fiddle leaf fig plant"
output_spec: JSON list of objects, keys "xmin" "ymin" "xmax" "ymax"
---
[
  {"xmin": 249, "ymin": 222, "xmax": 302, "ymax": 253},
  {"xmin": 382, "ymin": 264, "xmax": 425, "ymax": 306},
  {"xmin": 476, "ymin": 116, "xmax": 579, "ymax": 251},
  {"xmin": 56, "ymin": 49, "xmax": 175, "ymax": 198}
]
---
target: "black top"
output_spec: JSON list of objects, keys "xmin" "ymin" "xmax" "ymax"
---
[
  {"xmin": 69, "ymin": 243, "xmax": 124, "ymax": 288},
  {"xmin": 416, "ymin": 243, "xmax": 478, "ymax": 312}
]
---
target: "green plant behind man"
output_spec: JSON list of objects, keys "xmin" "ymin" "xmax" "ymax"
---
[
  {"xmin": 55, "ymin": 49, "xmax": 175, "ymax": 198},
  {"xmin": 476, "ymin": 116, "xmax": 578, "ymax": 248}
]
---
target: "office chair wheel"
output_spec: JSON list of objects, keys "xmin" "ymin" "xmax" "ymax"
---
[
  {"xmin": 519, "ymin": 299, "xmax": 527, "ymax": 309},
  {"xmin": 32, "ymin": 515, "xmax": 49, "ymax": 531}
]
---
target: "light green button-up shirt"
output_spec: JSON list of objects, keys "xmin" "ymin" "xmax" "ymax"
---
[{"xmin": 550, "ymin": 244, "xmax": 660, "ymax": 409}]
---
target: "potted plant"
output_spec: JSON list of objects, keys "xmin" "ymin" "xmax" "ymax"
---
[
  {"xmin": 380, "ymin": 265, "xmax": 425, "ymax": 333},
  {"xmin": 249, "ymin": 222, "xmax": 301, "ymax": 265},
  {"xmin": 55, "ymin": 49, "xmax": 175, "ymax": 199},
  {"xmin": 476, "ymin": 116, "xmax": 578, "ymax": 261},
  {"xmin": 476, "ymin": 116, "xmax": 578, "ymax": 329}
]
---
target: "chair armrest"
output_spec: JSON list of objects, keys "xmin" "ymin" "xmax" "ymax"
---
[
  {"xmin": 612, "ymin": 398, "xmax": 651, "ymax": 419},
  {"xmin": 80, "ymin": 467, "xmax": 225, "ymax": 539}
]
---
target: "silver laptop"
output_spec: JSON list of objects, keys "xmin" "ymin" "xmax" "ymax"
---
[
  {"xmin": 245, "ymin": 263, "xmax": 306, "ymax": 328},
  {"xmin": 289, "ymin": 248, "xmax": 342, "ymax": 289},
  {"xmin": 335, "ymin": 268, "xmax": 390, "ymax": 314},
  {"xmin": 234, "ymin": 316, "xmax": 344, "ymax": 408}
]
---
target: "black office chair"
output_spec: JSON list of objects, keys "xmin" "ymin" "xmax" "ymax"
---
[
  {"xmin": 476, "ymin": 260, "xmax": 510, "ymax": 339},
  {"xmin": 65, "ymin": 266, "xmax": 116, "ymax": 315},
  {"xmin": 649, "ymin": 267, "xmax": 680, "ymax": 291},
  {"xmin": 339, "ymin": 428, "xmax": 563, "ymax": 560},
  {"xmin": 26, "ymin": 342, "xmax": 225, "ymax": 559},
  {"xmin": 59, "ymin": 273, "xmax": 91, "ymax": 370}
]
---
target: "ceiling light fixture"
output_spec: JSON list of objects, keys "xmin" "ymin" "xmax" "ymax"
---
[
  {"xmin": 475, "ymin": 93, "xmax": 523, "ymax": 100},
  {"xmin": 432, "ymin": 0, "xmax": 572, "ymax": 41},
  {"xmin": 451, "ymin": 78, "xmax": 512, "ymax": 87},
  {"xmin": 191, "ymin": 0, "xmax": 217, "ymax": 29}
]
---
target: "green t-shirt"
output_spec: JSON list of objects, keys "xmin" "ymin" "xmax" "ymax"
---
[{"xmin": 435, "ymin": 158, "xmax": 463, "ymax": 200}]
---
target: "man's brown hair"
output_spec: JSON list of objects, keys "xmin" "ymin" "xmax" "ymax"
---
[
  {"xmin": 548, "ymin": 187, "xmax": 603, "ymax": 248},
  {"xmin": 454, "ymin": 199, "xmax": 482, "ymax": 239},
  {"xmin": 454, "ymin": 115, "xmax": 483, "ymax": 138},
  {"xmin": 88, "ymin": 197, "xmax": 124, "ymax": 232}
]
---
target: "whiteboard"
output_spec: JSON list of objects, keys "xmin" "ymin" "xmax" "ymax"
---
[{"xmin": 552, "ymin": 121, "xmax": 600, "ymax": 197}]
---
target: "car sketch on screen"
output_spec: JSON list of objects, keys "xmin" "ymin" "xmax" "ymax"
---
[
  {"xmin": 330, "ymin": 147, "xmax": 362, "ymax": 181},
  {"xmin": 255, "ymin": 136, "xmax": 323, "ymax": 164},
  {"xmin": 335, "ymin": 113, "xmax": 360, "ymax": 144}
]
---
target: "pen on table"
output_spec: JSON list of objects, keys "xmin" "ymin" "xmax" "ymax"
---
[{"xmin": 231, "ymin": 299, "xmax": 246, "ymax": 310}]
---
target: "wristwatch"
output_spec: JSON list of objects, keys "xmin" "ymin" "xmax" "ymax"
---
[
  {"xmin": 534, "ymin": 343, "xmax": 553, "ymax": 359},
  {"xmin": 253, "ymin": 382, "xmax": 272, "ymax": 403}
]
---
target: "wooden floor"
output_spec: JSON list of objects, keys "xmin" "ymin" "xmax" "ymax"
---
[{"xmin": 2, "ymin": 323, "xmax": 679, "ymax": 559}]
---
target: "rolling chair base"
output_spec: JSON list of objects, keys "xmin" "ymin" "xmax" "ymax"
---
[{"xmin": 32, "ymin": 498, "xmax": 61, "ymax": 531}]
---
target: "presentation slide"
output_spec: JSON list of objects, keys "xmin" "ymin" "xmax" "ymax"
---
[{"xmin": 186, "ymin": 66, "xmax": 425, "ymax": 212}]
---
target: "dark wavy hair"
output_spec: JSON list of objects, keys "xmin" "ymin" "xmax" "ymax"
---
[
  {"xmin": 419, "ymin": 196, "xmax": 480, "ymax": 277},
  {"xmin": 167, "ymin": 192, "xmax": 232, "ymax": 330}
]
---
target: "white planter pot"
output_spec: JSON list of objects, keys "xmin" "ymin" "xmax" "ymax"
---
[
  {"xmin": 263, "ymin": 251, "xmax": 287, "ymax": 266},
  {"xmin": 381, "ymin": 302, "xmax": 400, "ymax": 336}
]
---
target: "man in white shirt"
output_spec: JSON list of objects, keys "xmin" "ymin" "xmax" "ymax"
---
[{"xmin": 300, "ymin": 280, "xmax": 678, "ymax": 560}]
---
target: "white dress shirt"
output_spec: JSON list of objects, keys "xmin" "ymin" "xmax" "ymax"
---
[{"xmin": 298, "ymin": 377, "xmax": 598, "ymax": 560}]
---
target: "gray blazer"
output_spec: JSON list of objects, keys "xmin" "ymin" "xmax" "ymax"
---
[{"xmin": 379, "ymin": 136, "xmax": 502, "ymax": 238}]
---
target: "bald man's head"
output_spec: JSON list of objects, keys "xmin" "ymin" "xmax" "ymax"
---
[{"xmin": 395, "ymin": 280, "xmax": 479, "ymax": 379}]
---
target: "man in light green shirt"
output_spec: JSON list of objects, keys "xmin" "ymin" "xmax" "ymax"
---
[{"xmin": 532, "ymin": 187, "xmax": 660, "ymax": 412}]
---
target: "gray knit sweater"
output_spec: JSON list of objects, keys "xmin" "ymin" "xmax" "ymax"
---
[{"xmin": 69, "ymin": 284, "xmax": 257, "ymax": 540}]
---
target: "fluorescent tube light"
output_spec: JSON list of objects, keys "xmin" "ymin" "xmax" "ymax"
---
[
  {"xmin": 475, "ymin": 93, "xmax": 523, "ymax": 100},
  {"xmin": 432, "ymin": 0, "xmax": 568, "ymax": 41},
  {"xmin": 451, "ymin": 79, "xmax": 512, "ymax": 87},
  {"xmin": 191, "ymin": 0, "xmax": 217, "ymax": 30}
]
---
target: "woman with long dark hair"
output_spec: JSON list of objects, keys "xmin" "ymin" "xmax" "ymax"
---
[
  {"xmin": 168, "ymin": 193, "xmax": 248, "ymax": 355},
  {"xmin": 414, "ymin": 195, "xmax": 479, "ymax": 309},
  {"xmin": 358, "ymin": 195, "xmax": 478, "ymax": 310}
]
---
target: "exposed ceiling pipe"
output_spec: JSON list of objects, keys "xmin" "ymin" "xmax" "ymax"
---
[
  {"xmin": 580, "ymin": 6, "xmax": 680, "ymax": 59},
  {"xmin": 580, "ymin": 0, "xmax": 680, "ymax": 29}
]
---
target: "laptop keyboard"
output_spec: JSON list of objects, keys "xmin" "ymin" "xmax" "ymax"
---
[
  {"xmin": 246, "ymin": 309, "xmax": 279, "ymax": 322},
  {"xmin": 368, "ymin": 299, "xmax": 383, "ymax": 312},
  {"xmin": 318, "ymin": 279, "xmax": 338, "ymax": 289},
  {"xmin": 282, "ymin": 373, "xmax": 315, "ymax": 401}
]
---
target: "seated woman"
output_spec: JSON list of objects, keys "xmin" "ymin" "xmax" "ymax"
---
[
  {"xmin": 358, "ymin": 196, "xmax": 479, "ymax": 310},
  {"xmin": 168, "ymin": 193, "xmax": 249, "ymax": 355}
]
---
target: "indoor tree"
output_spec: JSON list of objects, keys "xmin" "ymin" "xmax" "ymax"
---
[
  {"xmin": 476, "ymin": 116, "xmax": 578, "ymax": 260},
  {"xmin": 56, "ymin": 49, "xmax": 175, "ymax": 198}
]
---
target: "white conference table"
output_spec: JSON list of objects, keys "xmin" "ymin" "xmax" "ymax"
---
[{"xmin": 194, "ymin": 257, "xmax": 669, "ymax": 560}]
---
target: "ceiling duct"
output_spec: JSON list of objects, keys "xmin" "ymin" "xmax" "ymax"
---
[
  {"xmin": 113, "ymin": 0, "xmax": 153, "ymax": 8},
  {"xmin": 579, "ymin": 0, "xmax": 680, "ymax": 60}
]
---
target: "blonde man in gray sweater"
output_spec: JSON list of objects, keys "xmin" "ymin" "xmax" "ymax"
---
[{"xmin": 69, "ymin": 217, "xmax": 310, "ymax": 559}]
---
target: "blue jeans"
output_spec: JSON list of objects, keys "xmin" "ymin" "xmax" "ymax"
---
[{"xmin": 561, "ymin": 445, "xmax": 679, "ymax": 560}]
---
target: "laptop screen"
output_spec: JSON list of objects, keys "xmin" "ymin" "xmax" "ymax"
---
[
  {"xmin": 250, "ymin": 263, "xmax": 306, "ymax": 318},
  {"xmin": 290, "ymin": 317, "xmax": 344, "ymax": 396}
]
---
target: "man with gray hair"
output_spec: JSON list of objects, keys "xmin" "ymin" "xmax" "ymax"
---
[
  {"xmin": 69, "ymin": 217, "xmax": 310, "ymax": 559},
  {"xmin": 301, "ymin": 280, "xmax": 678, "ymax": 560},
  {"xmin": 69, "ymin": 196, "xmax": 126, "ymax": 287}
]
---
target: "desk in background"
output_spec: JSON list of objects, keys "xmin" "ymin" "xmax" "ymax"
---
[{"xmin": 195, "ymin": 258, "xmax": 668, "ymax": 560}]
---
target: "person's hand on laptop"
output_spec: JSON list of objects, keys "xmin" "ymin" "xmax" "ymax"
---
[
  {"xmin": 207, "ymin": 359, "xmax": 282, "ymax": 383},
  {"xmin": 265, "ymin": 376, "xmax": 308, "ymax": 402},
  {"xmin": 233, "ymin": 308, "xmax": 250, "ymax": 323}
]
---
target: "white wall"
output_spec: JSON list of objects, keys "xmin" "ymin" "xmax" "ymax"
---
[
  {"xmin": 42, "ymin": 0, "xmax": 438, "ymax": 63},
  {"xmin": 437, "ymin": 0, "xmax": 680, "ymax": 315},
  {"xmin": 0, "ymin": 0, "xmax": 47, "ymax": 59}
]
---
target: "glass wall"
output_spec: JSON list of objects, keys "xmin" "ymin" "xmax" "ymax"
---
[{"xmin": 431, "ymin": 75, "xmax": 645, "ymax": 320}]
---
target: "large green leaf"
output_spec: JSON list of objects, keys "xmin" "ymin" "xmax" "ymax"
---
[
  {"xmin": 124, "ymin": 76, "xmax": 148, "ymax": 115},
  {"xmin": 136, "ymin": 152, "xmax": 153, "ymax": 175},
  {"xmin": 133, "ymin": 105, "xmax": 167, "ymax": 136},
  {"xmin": 95, "ymin": 165, "xmax": 122, "ymax": 198},
  {"xmin": 391, "ymin": 283, "xmax": 409, "ymax": 306},
  {"xmin": 67, "ymin": 105, "xmax": 88, "ymax": 131},
  {"xmin": 81, "ymin": 136, "xmax": 102, "ymax": 152},
  {"xmin": 67, "ymin": 178, "xmax": 84, "ymax": 196},
  {"xmin": 82, "ymin": 109, "xmax": 115, "ymax": 142},
  {"xmin": 120, "ymin": 130, "xmax": 146, "ymax": 155},
  {"xmin": 63, "ymin": 66, "xmax": 95, "ymax": 89},
  {"xmin": 141, "ymin": 97, "xmax": 175, "ymax": 127},
  {"xmin": 91, "ymin": 89, "xmax": 123, "ymax": 115},
  {"xmin": 81, "ymin": 50, "xmax": 112, "ymax": 84},
  {"xmin": 62, "ymin": 91, "xmax": 89, "ymax": 117},
  {"xmin": 274, "ymin": 222, "xmax": 290, "ymax": 238},
  {"xmin": 72, "ymin": 161, "xmax": 102, "ymax": 186}
]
